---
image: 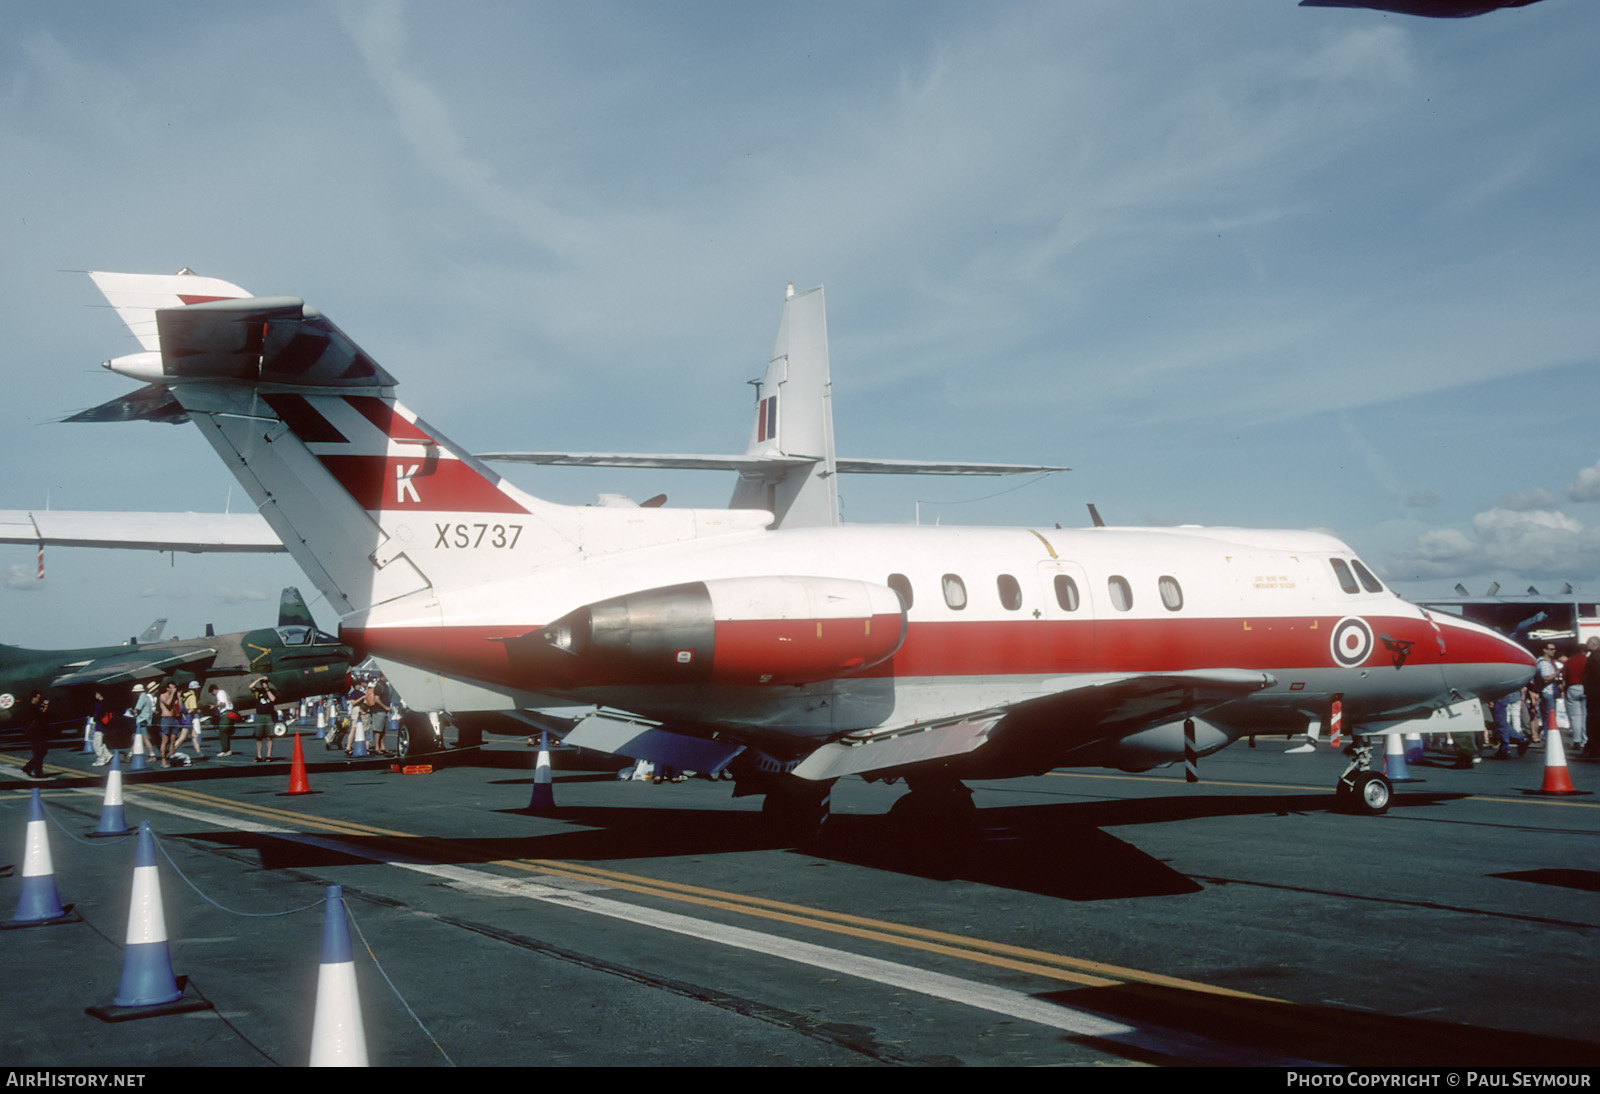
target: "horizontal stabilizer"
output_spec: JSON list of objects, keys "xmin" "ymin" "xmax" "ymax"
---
[
  {"xmin": 149, "ymin": 297, "xmax": 399, "ymax": 388},
  {"xmin": 0, "ymin": 510, "xmax": 283, "ymax": 553},
  {"xmin": 88, "ymin": 269, "xmax": 251, "ymax": 352}
]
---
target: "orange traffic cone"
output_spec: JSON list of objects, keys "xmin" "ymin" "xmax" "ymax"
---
[
  {"xmin": 1534, "ymin": 730, "xmax": 1584, "ymax": 796},
  {"xmin": 287, "ymin": 733, "xmax": 313, "ymax": 796}
]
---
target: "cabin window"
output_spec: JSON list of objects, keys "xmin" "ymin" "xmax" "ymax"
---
[
  {"xmin": 1054, "ymin": 574, "xmax": 1080, "ymax": 612},
  {"xmin": 1330, "ymin": 558, "xmax": 1359, "ymax": 594},
  {"xmin": 997, "ymin": 574, "xmax": 1023, "ymax": 611},
  {"xmin": 1108, "ymin": 575, "xmax": 1133, "ymax": 612},
  {"xmin": 1159, "ymin": 576, "xmax": 1183, "ymax": 611},
  {"xmin": 942, "ymin": 574, "xmax": 968, "ymax": 610},
  {"xmin": 887, "ymin": 573, "xmax": 914, "ymax": 611},
  {"xmin": 1350, "ymin": 559, "xmax": 1384, "ymax": 594}
]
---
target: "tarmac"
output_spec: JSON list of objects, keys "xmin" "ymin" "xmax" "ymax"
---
[{"xmin": 1, "ymin": 727, "xmax": 1597, "ymax": 1068}]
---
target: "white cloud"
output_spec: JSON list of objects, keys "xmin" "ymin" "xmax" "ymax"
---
[
  {"xmin": 4, "ymin": 564, "xmax": 44, "ymax": 591},
  {"xmin": 1566, "ymin": 458, "xmax": 1600, "ymax": 502},
  {"xmin": 1391, "ymin": 507, "xmax": 1600, "ymax": 581}
]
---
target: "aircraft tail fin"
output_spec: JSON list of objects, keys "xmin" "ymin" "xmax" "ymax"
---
[
  {"xmin": 278, "ymin": 587, "xmax": 315, "ymax": 629},
  {"xmin": 136, "ymin": 618, "xmax": 167, "ymax": 645},
  {"xmin": 729, "ymin": 285, "xmax": 839, "ymax": 527},
  {"xmin": 87, "ymin": 282, "xmax": 579, "ymax": 619}
]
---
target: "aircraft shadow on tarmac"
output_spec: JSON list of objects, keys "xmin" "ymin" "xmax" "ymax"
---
[
  {"xmin": 1041, "ymin": 981, "xmax": 1600, "ymax": 1068},
  {"xmin": 174, "ymin": 782, "xmax": 1467, "ymax": 904}
]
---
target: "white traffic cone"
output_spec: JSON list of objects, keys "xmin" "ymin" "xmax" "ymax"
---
[
  {"xmin": 90, "ymin": 753, "xmax": 134, "ymax": 838},
  {"xmin": 527, "ymin": 732, "xmax": 556, "ymax": 813},
  {"xmin": 310, "ymin": 885, "xmax": 369, "ymax": 1066},
  {"xmin": 6, "ymin": 789, "xmax": 77, "ymax": 927},
  {"xmin": 129, "ymin": 729, "xmax": 150, "ymax": 773},
  {"xmin": 87, "ymin": 822, "xmax": 211, "ymax": 1020}
]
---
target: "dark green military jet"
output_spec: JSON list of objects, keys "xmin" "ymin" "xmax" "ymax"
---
[{"xmin": 0, "ymin": 588, "xmax": 353, "ymax": 735}]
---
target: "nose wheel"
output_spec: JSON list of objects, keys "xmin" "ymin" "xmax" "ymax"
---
[{"xmin": 1336, "ymin": 739, "xmax": 1392, "ymax": 815}]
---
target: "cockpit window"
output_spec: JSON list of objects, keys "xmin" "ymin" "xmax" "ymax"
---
[
  {"xmin": 277, "ymin": 626, "xmax": 341, "ymax": 646},
  {"xmin": 1330, "ymin": 559, "xmax": 1359, "ymax": 595},
  {"xmin": 1350, "ymin": 559, "xmax": 1384, "ymax": 594}
]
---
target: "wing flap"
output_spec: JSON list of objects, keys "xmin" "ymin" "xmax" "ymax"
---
[{"xmin": 791, "ymin": 669, "xmax": 1277, "ymax": 782}]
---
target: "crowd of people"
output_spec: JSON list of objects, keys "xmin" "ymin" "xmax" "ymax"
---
[
  {"xmin": 1487, "ymin": 636, "xmax": 1597, "ymax": 760},
  {"xmin": 13, "ymin": 671, "xmax": 404, "ymax": 778}
]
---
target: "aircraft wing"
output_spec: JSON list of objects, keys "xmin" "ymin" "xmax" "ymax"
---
[
  {"xmin": 475, "ymin": 452, "xmax": 816, "ymax": 472},
  {"xmin": 476, "ymin": 451, "xmax": 1067, "ymax": 476},
  {"xmin": 50, "ymin": 647, "xmax": 220, "ymax": 688},
  {"xmin": 833, "ymin": 457, "xmax": 1069, "ymax": 476},
  {"xmin": 791, "ymin": 669, "xmax": 1276, "ymax": 781},
  {"xmin": 0, "ymin": 510, "xmax": 284, "ymax": 553}
]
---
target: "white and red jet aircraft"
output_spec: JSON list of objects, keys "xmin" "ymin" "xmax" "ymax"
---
[{"xmin": 68, "ymin": 272, "xmax": 1532, "ymax": 829}]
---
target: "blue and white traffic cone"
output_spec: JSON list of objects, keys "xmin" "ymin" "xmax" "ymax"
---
[
  {"xmin": 1404, "ymin": 733, "xmax": 1425, "ymax": 763},
  {"xmin": 113, "ymin": 823, "xmax": 182, "ymax": 1007},
  {"xmin": 81, "ymin": 718, "xmax": 96, "ymax": 755},
  {"xmin": 350, "ymin": 718, "xmax": 369, "ymax": 759},
  {"xmin": 1384, "ymin": 732, "xmax": 1418, "ymax": 783},
  {"xmin": 128, "ymin": 730, "xmax": 150, "ymax": 773},
  {"xmin": 7, "ymin": 789, "xmax": 76, "ymax": 928},
  {"xmin": 316, "ymin": 702, "xmax": 327, "ymax": 740},
  {"xmin": 87, "ymin": 822, "xmax": 211, "ymax": 1020},
  {"xmin": 527, "ymin": 732, "xmax": 556, "ymax": 814},
  {"xmin": 91, "ymin": 753, "xmax": 134, "ymax": 838},
  {"xmin": 310, "ymin": 885, "xmax": 368, "ymax": 1066}
]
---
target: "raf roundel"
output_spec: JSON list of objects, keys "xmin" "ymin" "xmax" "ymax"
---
[
  {"xmin": 0, "ymin": 692, "xmax": 13, "ymax": 710},
  {"xmin": 1330, "ymin": 616, "xmax": 1374, "ymax": 669}
]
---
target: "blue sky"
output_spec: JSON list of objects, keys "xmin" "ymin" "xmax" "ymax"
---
[{"xmin": 2, "ymin": 0, "xmax": 1597, "ymax": 647}]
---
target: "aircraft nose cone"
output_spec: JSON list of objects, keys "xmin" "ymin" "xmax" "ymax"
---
[{"xmin": 1436, "ymin": 616, "xmax": 1535, "ymax": 699}]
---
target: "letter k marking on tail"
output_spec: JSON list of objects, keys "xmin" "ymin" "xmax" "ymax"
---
[{"xmin": 396, "ymin": 464, "xmax": 421, "ymax": 504}]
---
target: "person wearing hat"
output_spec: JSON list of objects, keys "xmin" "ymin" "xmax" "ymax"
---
[
  {"xmin": 177, "ymin": 680, "xmax": 203, "ymax": 759},
  {"xmin": 131, "ymin": 682, "xmax": 156, "ymax": 762}
]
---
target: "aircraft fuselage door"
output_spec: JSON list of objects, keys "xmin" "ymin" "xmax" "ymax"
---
[{"xmin": 1035, "ymin": 559, "xmax": 1096, "ymax": 671}]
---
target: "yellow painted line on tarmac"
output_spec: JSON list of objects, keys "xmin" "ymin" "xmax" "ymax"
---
[{"xmin": 509, "ymin": 857, "xmax": 1279, "ymax": 1001}]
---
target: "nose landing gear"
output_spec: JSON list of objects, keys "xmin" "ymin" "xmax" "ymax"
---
[{"xmin": 1335, "ymin": 738, "xmax": 1392, "ymax": 815}]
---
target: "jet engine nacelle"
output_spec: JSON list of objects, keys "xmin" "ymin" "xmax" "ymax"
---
[{"xmin": 535, "ymin": 576, "xmax": 907, "ymax": 686}]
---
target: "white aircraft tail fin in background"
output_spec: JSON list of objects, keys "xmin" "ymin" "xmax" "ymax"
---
[{"xmin": 729, "ymin": 284, "xmax": 839, "ymax": 527}]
